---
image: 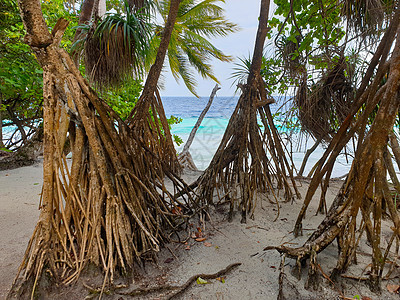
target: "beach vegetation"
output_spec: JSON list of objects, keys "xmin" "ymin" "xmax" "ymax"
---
[
  {"xmin": 3, "ymin": 0, "xmax": 400, "ymax": 298},
  {"xmin": 148, "ymin": 0, "xmax": 239, "ymax": 96}
]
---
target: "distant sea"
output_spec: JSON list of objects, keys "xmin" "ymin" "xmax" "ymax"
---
[
  {"xmin": 162, "ymin": 96, "xmax": 352, "ymax": 176},
  {"xmin": 2, "ymin": 96, "xmax": 352, "ymax": 177}
]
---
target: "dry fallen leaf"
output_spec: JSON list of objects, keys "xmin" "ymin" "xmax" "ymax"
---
[
  {"xmin": 164, "ymin": 258, "xmax": 173, "ymax": 264},
  {"xmin": 195, "ymin": 237, "xmax": 206, "ymax": 242},
  {"xmin": 185, "ymin": 246, "xmax": 191, "ymax": 250},
  {"xmin": 196, "ymin": 277, "xmax": 208, "ymax": 284},
  {"xmin": 171, "ymin": 207, "xmax": 182, "ymax": 215},
  {"xmin": 361, "ymin": 297, "xmax": 372, "ymax": 300},
  {"xmin": 216, "ymin": 277, "xmax": 225, "ymax": 283},
  {"xmin": 204, "ymin": 242, "xmax": 212, "ymax": 247},
  {"xmin": 387, "ymin": 284, "xmax": 400, "ymax": 293}
]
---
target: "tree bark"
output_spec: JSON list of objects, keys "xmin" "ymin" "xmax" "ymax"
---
[
  {"xmin": 11, "ymin": 0, "xmax": 191, "ymax": 296},
  {"xmin": 127, "ymin": 0, "xmax": 182, "ymax": 173},
  {"xmin": 178, "ymin": 84, "xmax": 220, "ymax": 170},
  {"xmin": 182, "ymin": 84, "xmax": 220, "ymax": 154},
  {"xmin": 72, "ymin": 0, "xmax": 95, "ymax": 64},
  {"xmin": 73, "ymin": 0, "xmax": 95, "ymax": 41},
  {"xmin": 6, "ymin": 106, "xmax": 27, "ymax": 144},
  {"xmin": 247, "ymin": 0, "xmax": 270, "ymax": 86},
  {"xmin": 142, "ymin": 0, "xmax": 181, "ymax": 95},
  {"xmin": 275, "ymin": 16, "xmax": 400, "ymax": 292},
  {"xmin": 195, "ymin": 0, "xmax": 298, "ymax": 223},
  {"xmin": 293, "ymin": 6, "xmax": 400, "ymax": 236}
]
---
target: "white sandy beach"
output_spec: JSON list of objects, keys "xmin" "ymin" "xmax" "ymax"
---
[
  {"xmin": 0, "ymin": 160, "xmax": 398, "ymax": 299},
  {"xmin": 0, "ymin": 161, "xmax": 42, "ymax": 298}
]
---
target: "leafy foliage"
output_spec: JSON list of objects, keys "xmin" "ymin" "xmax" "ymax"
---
[
  {"xmin": 0, "ymin": 0, "xmax": 78, "ymax": 148},
  {"xmin": 77, "ymin": 0, "xmax": 152, "ymax": 89},
  {"xmin": 100, "ymin": 80, "xmax": 183, "ymax": 145},
  {"xmin": 100, "ymin": 80, "xmax": 144, "ymax": 120},
  {"xmin": 0, "ymin": 0, "xmax": 43, "ymax": 145},
  {"xmin": 149, "ymin": 0, "xmax": 239, "ymax": 96}
]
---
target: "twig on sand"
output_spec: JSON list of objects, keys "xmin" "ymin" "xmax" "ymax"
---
[
  {"xmin": 113, "ymin": 262, "xmax": 241, "ymax": 298},
  {"xmin": 277, "ymin": 255, "xmax": 286, "ymax": 300}
]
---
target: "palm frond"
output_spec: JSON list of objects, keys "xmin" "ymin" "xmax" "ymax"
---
[
  {"xmin": 84, "ymin": 0, "xmax": 152, "ymax": 89},
  {"xmin": 167, "ymin": 46, "xmax": 198, "ymax": 96},
  {"xmin": 230, "ymin": 56, "xmax": 252, "ymax": 86},
  {"xmin": 152, "ymin": 0, "xmax": 238, "ymax": 95},
  {"xmin": 342, "ymin": 0, "xmax": 394, "ymax": 37}
]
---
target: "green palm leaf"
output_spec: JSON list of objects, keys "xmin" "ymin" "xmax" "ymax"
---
[
  {"xmin": 151, "ymin": 0, "xmax": 239, "ymax": 96},
  {"xmin": 83, "ymin": 0, "xmax": 152, "ymax": 89}
]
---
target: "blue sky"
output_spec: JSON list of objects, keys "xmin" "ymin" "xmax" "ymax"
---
[{"xmin": 161, "ymin": 1, "xmax": 264, "ymax": 97}]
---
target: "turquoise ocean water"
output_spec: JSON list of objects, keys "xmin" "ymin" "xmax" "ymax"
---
[
  {"xmin": 162, "ymin": 96, "xmax": 352, "ymax": 176},
  {"xmin": 2, "ymin": 96, "xmax": 353, "ymax": 176}
]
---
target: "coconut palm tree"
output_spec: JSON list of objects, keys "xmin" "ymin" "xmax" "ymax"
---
[
  {"xmin": 73, "ymin": 0, "xmax": 237, "ymax": 95},
  {"xmin": 147, "ymin": 0, "xmax": 239, "ymax": 96}
]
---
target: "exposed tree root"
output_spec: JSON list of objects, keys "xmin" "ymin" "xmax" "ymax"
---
[
  {"xmin": 196, "ymin": 0, "xmax": 299, "ymax": 224},
  {"xmin": 9, "ymin": 1, "xmax": 193, "ymax": 298},
  {"xmin": 128, "ymin": 89, "xmax": 182, "ymax": 174},
  {"xmin": 270, "ymin": 13, "xmax": 400, "ymax": 293}
]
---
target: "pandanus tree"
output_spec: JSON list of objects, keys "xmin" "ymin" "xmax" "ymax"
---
[
  {"xmin": 9, "ymin": 0, "xmax": 194, "ymax": 297},
  {"xmin": 72, "ymin": 0, "xmax": 238, "ymax": 96},
  {"xmin": 269, "ymin": 0, "xmax": 400, "ymax": 293},
  {"xmin": 194, "ymin": 0, "xmax": 300, "ymax": 223},
  {"xmin": 70, "ymin": 0, "xmax": 237, "ymax": 168}
]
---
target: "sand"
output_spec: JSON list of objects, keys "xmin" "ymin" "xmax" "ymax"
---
[
  {"xmin": 0, "ymin": 160, "xmax": 42, "ymax": 299},
  {"xmin": 0, "ymin": 161, "xmax": 398, "ymax": 299}
]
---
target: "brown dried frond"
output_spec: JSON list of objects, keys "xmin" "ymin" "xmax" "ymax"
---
[
  {"xmin": 277, "ymin": 35, "xmax": 305, "ymax": 78},
  {"xmin": 295, "ymin": 55, "xmax": 354, "ymax": 141},
  {"xmin": 342, "ymin": 0, "xmax": 395, "ymax": 36},
  {"xmin": 85, "ymin": 25, "xmax": 138, "ymax": 90}
]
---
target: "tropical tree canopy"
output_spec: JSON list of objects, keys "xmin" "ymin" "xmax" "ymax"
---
[
  {"xmin": 150, "ymin": 0, "xmax": 239, "ymax": 96},
  {"xmin": 72, "ymin": 0, "xmax": 238, "ymax": 96}
]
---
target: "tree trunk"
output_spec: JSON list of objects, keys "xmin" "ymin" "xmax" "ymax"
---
[
  {"xmin": 72, "ymin": 0, "xmax": 95, "ymax": 65},
  {"xmin": 73, "ymin": 0, "xmax": 95, "ymax": 41},
  {"xmin": 195, "ymin": 0, "xmax": 299, "ymax": 224},
  {"xmin": 183, "ymin": 84, "xmax": 220, "ymax": 154},
  {"xmin": 293, "ymin": 6, "xmax": 400, "ymax": 236},
  {"xmin": 98, "ymin": 0, "xmax": 106, "ymax": 18},
  {"xmin": 6, "ymin": 106, "xmax": 28, "ymax": 145},
  {"xmin": 178, "ymin": 84, "xmax": 220, "ymax": 170},
  {"xmin": 129, "ymin": 0, "xmax": 145, "ymax": 11},
  {"xmin": 127, "ymin": 0, "xmax": 182, "ymax": 173},
  {"xmin": 10, "ymin": 0, "xmax": 190, "ymax": 297},
  {"xmin": 0, "ymin": 98, "xmax": 3, "ymax": 148},
  {"xmin": 275, "ymin": 12, "xmax": 400, "ymax": 292}
]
